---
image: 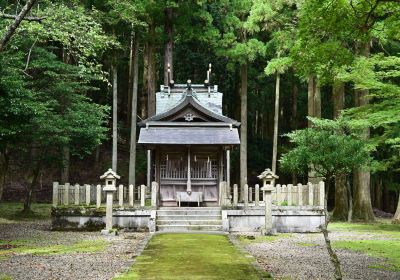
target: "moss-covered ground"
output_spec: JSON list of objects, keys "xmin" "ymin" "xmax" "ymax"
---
[
  {"xmin": 330, "ymin": 220, "xmax": 400, "ymax": 271},
  {"xmin": 0, "ymin": 239, "xmax": 108, "ymax": 261},
  {"xmin": 0, "ymin": 202, "xmax": 51, "ymax": 221},
  {"xmin": 114, "ymin": 233, "xmax": 272, "ymax": 280}
]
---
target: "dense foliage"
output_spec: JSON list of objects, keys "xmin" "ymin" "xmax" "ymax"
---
[{"xmin": 0, "ymin": 0, "xmax": 399, "ymax": 217}]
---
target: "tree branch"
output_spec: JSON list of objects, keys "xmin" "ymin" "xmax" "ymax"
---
[
  {"xmin": 0, "ymin": 13, "xmax": 45, "ymax": 22},
  {"xmin": 0, "ymin": 0, "xmax": 39, "ymax": 52}
]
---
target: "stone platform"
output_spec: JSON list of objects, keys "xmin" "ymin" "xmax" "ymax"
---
[{"xmin": 52, "ymin": 206, "xmax": 325, "ymax": 233}]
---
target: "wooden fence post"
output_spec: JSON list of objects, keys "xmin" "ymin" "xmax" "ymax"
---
[
  {"xmin": 52, "ymin": 182, "xmax": 59, "ymax": 207},
  {"xmin": 140, "ymin": 185, "xmax": 145, "ymax": 207},
  {"xmin": 118, "ymin": 184, "xmax": 124, "ymax": 207},
  {"xmin": 96, "ymin": 184, "xmax": 101, "ymax": 208},
  {"xmin": 233, "ymin": 184, "xmax": 238, "ymax": 207},
  {"xmin": 298, "ymin": 183, "xmax": 303, "ymax": 206},
  {"xmin": 249, "ymin": 186, "xmax": 253, "ymax": 202},
  {"xmin": 151, "ymin": 182, "xmax": 158, "ymax": 207},
  {"xmin": 74, "ymin": 184, "xmax": 80, "ymax": 205},
  {"xmin": 287, "ymin": 184, "xmax": 293, "ymax": 206},
  {"xmin": 319, "ymin": 181, "xmax": 325, "ymax": 207},
  {"xmin": 64, "ymin": 183, "xmax": 70, "ymax": 205},
  {"xmin": 129, "ymin": 184, "xmax": 134, "ymax": 207},
  {"xmin": 85, "ymin": 184, "xmax": 91, "ymax": 205},
  {"xmin": 308, "ymin": 182, "xmax": 314, "ymax": 206},
  {"xmin": 244, "ymin": 184, "xmax": 249, "ymax": 208},
  {"xmin": 255, "ymin": 184, "xmax": 260, "ymax": 207},
  {"xmin": 276, "ymin": 184, "xmax": 282, "ymax": 205}
]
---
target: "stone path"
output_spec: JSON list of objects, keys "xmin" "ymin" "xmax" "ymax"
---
[
  {"xmin": 234, "ymin": 231, "xmax": 400, "ymax": 280},
  {"xmin": 0, "ymin": 220, "xmax": 150, "ymax": 280}
]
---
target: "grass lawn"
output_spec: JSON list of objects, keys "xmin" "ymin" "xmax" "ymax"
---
[
  {"xmin": 330, "ymin": 220, "xmax": 400, "ymax": 271},
  {"xmin": 0, "ymin": 202, "xmax": 52, "ymax": 221},
  {"xmin": 114, "ymin": 233, "xmax": 272, "ymax": 280}
]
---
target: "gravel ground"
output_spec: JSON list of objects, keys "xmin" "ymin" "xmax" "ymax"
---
[
  {"xmin": 232, "ymin": 231, "xmax": 400, "ymax": 280},
  {"xmin": 0, "ymin": 220, "xmax": 150, "ymax": 280}
]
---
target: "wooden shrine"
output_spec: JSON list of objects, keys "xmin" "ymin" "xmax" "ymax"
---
[{"xmin": 138, "ymin": 76, "xmax": 240, "ymax": 207}]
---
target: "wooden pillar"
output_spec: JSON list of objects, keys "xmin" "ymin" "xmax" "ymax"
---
[
  {"xmin": 187, "ymin": 146, "xmax": 191, "ymax": 193},
  {"xmin": 147, "ymin": 150, "xmax": 151, "ymax": 190},
  {"xmin": 226, "ymin": 149, "xmax": 230, "ymax": 192}
]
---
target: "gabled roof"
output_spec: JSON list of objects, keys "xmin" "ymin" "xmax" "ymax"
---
[{"xmin": 139, "ymin": 92, "xmax": 240, "ymax": 127}]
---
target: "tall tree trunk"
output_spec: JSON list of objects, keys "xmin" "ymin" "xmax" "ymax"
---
[
  {"xmin": 272, "ymin": 72, "xmax": 280, "ymax": 174},
  {"xmin": 291, "ymin": 73, "xmax": 298, "ymax": 184},
  {"xmin": 375, "ymin": 176, "xmax": 382, "ymax": 209},
  {"xmin": 307, "ymin": 74, "xmax": 321, "ymax": 183},
  {"xmin": 0, "ymin": 0, "xmax": 38, "ymax": 52},
  {"xmin": 332, "ymin": 80, "xmax": 348, "ymax": 221},
  {"xmin": 129, "ymin": 34, "xmax": 139, "ymax": 187},
  {"xmin": 127, "ymin": 32, "xmax": 134, "ymax": 126},
  {"xmin": 352, "ymin": 42, "xmax": 374, "ymax": 221},
  {"xmin": 147, "ymin": 22, "xmax": 156, "ymax": 117},
  {"xmin": 112, "ymin": 63, "xmax": 118, "ymax": 172},
  {"xmin": 240, "ymin": 63, "xmax": 248, "ymax": 201},
  {"xmin": 60, "ymin": 146, "xmax": 70, "ymax": 184},
  {"xmin": 0, "ymin": 149, "xmax": 9, "ymax": 201},
  {"xmin": 393, "ymin": 192, "xmax": 400, "ymax": 224},
  {"xmin": 307, "ymin": 74, "xmax": 321, "ymax": 124},
  {"xmin": 141, "ymin": 43, "xmax": 148, "ymax": 119},
  {"xmin": 164, "ymin": 7, "xmax": 173, "ymax": 86},
  {"xmin": 291, "ymin": 73, "xmax": 298, "ymax": 131},
  {"xmin": 332, "ymin": 174, "xmax": 349, "ymax": 220},
  {"xmin": 24, "ymin": 147, "xmax": 41, "ymax": 212}
]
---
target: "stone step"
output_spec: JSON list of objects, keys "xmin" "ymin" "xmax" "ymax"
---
[
  {"xmin": 157, "ymin": 225, "xmax": 223, "ymax": 232},
  {"xmin": 157, "ymin": 219, "xmax": 222, "ymax": 226},
  {"xmin": 157, "ymin": 209, "xmax": 221, "ymax": 216},
  {"xmin": 158, "ymin": 207, "xmax": 221, "ymax": 210},
  {"xmin": 157, "ymin": 215, "xmax": 222, "ymax": 221}
]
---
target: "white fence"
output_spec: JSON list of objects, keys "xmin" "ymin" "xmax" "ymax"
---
[
  {"xmin": 237, "ymin": 181, "xmax": 325, "ymax": 207},
  {"xmin": 52, "ymin": 182, "xmax": 150, "ymax": 208}
]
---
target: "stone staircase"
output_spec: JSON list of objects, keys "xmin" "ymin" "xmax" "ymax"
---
[{"xmin": 156, "ymin": 207, "xmax": 223, "ymax": 232}]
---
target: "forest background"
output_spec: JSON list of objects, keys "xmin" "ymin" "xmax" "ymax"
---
[{"xmin": 0, "ymin": 0, "xmax": 399, "ymax": 222}]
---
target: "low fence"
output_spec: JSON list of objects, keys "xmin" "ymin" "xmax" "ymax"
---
[
  {"xmin": 226, "ymin": 181, "xmax": 325, "ymax": 207},
  {"xmin": 52, "ymin": 182, "xmax": 151, "ymax": 208}
]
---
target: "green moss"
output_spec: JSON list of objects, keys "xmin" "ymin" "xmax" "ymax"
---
[
  {"xmin": 333, "ymin": 240, "xmax": 400, "ymax": 271},
  {"xmin": 0, "ymin": 203, "xmax": 51, "ymax": 221},
  {"xmin": 0, "ymin": 274, "xmax": 12, "ymax": 280},
  {"xmin": 329, "ymin": 220, "xmax": 400, "ymax": 238},
  {"xmin": 238, "ymin": 233, "xmax": 292, "ymax": 245},
  {"xmin": 1, "ymin": 239, "xmax": 108, "ymax": 258},
  {"xmin": 114, "ymin": 233, "xmax": 272, "ymax": 280}
]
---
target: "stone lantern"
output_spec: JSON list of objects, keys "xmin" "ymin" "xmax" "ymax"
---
[
  {"xmin": 100, "ymin": 169, "xmax": 120, "ymax": 234},
  {"xmin": 258, "ymin": 168, "xmax": 278, "ymax": 235}
]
